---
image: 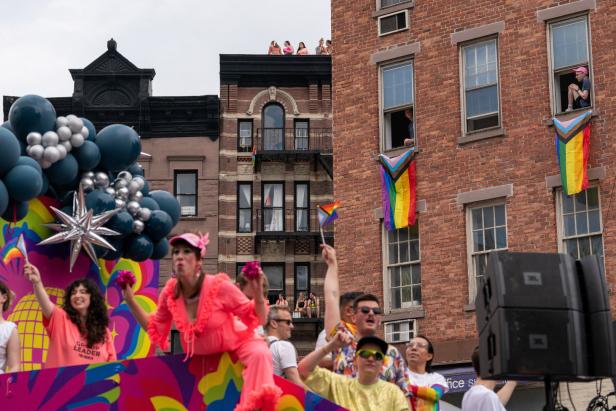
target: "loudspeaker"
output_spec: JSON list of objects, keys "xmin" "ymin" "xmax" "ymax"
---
[
  {"xmin": 576, "ymin": 255, "xmax": 610, "ymax": 313},
  {"xmin": 479, "ymin": 307, "xmax": 587, "ymax": 380},
  {"xmin": 476, "ymin": 252, "xmax": 582, "ymax": 334}
]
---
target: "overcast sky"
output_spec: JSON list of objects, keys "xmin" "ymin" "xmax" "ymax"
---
[{"xmin": 0, "ymin": 0, "xmax": 331, "ymax": 113}]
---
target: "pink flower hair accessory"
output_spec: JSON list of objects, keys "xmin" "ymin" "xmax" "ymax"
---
[
  {"xmin": 169, "ymin": 232, "xmax": 210, "ymax": 258},
  {"xmin": 241, "ymin": 261, "xmax": 261, "ymax": 280},
  {"xmin": 115, "ymin": 270, "xmax": 136, "ymax": 289}
]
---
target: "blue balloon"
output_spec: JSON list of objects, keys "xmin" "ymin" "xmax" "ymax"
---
[
  {"xmin": 104, "ymin": 237, "xmax": 125, "ymax": 260},
  {"xmin": 139, "ymin": 196, "xmax": 159, "ymax": 211},
  {"xmin": 16, "ymin": 155, "xmax": 42, "ymax": 174},
  {"xmin": 1, "ymin": 201, "xmax": 28, "ymax": 222},
  {"xmin": 85, "ymin": 191, "xmax": 116, "ymax": 214},
  {"xmin": 151, "ymin": 238, "xmax": 170, "ymax": 260},
  {"xmin": 149, "ymin": 190, "xmax": 180, "ymax": 226},
  {"xmin": 8, "ymin": 95, "xmax": 57, "ymax": 140},
  {"xmin": 106, "ymin": 211, "xmax": 134, "ymax": 238},
  {"xmin": 61, "ymin": 204, "xmax": 73, "ymax": 215},
  {"xmin": 1, "ymin": 121, "xmax": 14, "ymax": 133},
  {"xmin": 140, "ymin": 179, "xmax": 149, "ymax": 196},
  {"xmin": 0, "ymin": 127, "xmax": 21, "ymax": 177},
  {"xmin": 0, "ymin": 181, "xmax": 8, "ymax": 216},
  {"xmin": 81, "ymin": 118, "xmax": 97, "ymax": 142},
  {"xmin": 73, "ymin": 141, "xmax": 101, "ymax": 171},
  {"xmin": 144, "ymin": 210, "xmax": 173, "ymax": 241},
  {"xmin": 127, "ymin": 163, "xmax": 144, "ymax": 177},
  {"xmin": 124, "ymin": 234, "xmax": 153, "ymax": 262},
  {"xmin": 39, "ymin": 173, "xmax": 49, "ymax": 196},
  {"xmin": 95, "ymin": 124, "xmax": 141, "ymax": 172},
  {"xmin": 3, "ymin": 165, "xmax": 43, "ymax": 202},
  {"xmin": 45, "ymin": 154, "xmax": 79, "ymax": 187},
  {"xmin": 93, "ymin": 245, "xmax": 109, "ymax": 259}
]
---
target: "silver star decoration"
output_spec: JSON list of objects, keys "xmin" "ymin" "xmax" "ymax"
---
[{"xmin": 38, "ymin": 184, "xmax": 121, "ymax": 272}]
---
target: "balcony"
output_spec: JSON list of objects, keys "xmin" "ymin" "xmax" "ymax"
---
[
  {"xmin": 255, "ymin": 208, "xmax": 334, "ymax": 243},
  {"xmin": 252, "ymin": 128, "xmax": 333, "ymax": 178}
]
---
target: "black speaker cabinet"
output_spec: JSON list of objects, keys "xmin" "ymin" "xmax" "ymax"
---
[
  {"xmin": 476, "ymin": 252, "xmax": 582, "ymax": 334},
  {"xmin": 586, "ymin": 310, "xmax": 615, "ymax": 378},
  {"xmin": 479, "ymin": 307, "xmax": 587, "ymax": 380},
  {"xmin": 576, "ymin": 255, "xmax": 610, "ymax": 314}
]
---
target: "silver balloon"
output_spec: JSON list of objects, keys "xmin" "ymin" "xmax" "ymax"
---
[
  {"xmin": 40, "ymin": 160, "xmax": 52, "ymax": 169},
  {"xmin": 57, "ymin": 126, "xmax": 72, "ymax": 142},
  {"xmin": 68, "ymin": 116, "xmax": 84, "ymax": 133},
  {"xmin": 43, "ymin": 146, "xmax": 60, "ymax": 163},
  {"xmin": 114, "ymin": 179, "xmax": 128, "ymax": 190},
  {"xmin": 83, "ymin": 171, "xmax": 95, "ymax": 180},
  {"xmin": 131, "ymin": 176, "xmax": 146, "ymax": 191},
  {"xmin": 94, "ymin": 172, "xmax": 110, "ymax": 188},
  {"xmin": 117, "ymin": 171, "xmax": 133, "ymax": 182},
  {"xmin": 42, "ymin": 131, "xmax": 59, "ymax": 147},
  {"xmin": 70, "ymin": 133, "xmax": 85, "ymax": 148},
  {"xmin": 115, "ymin": 198, "xmax": 126, "ymax": 209},
  {"xmin": 137, "ymin": 207, "xmax": 151, "ymax": 222},
  {"xmin": 130, "ymin": 191, "xmax": 143, "ymax": 202},
  {"xmin": 104, "ymin": 187, "xmax": 116, "ymax": 197},
  {"xmin": 29, "ymin": 144, "xmax": 44, "ymax": 160},
  {"xmin": 56, "ymin": 116, "xmax": 69, "ymax": 128},
  {"xmin": 56, "ymin": 143, "xmax": 67, "ymax": 160},
  {"xmin": 80, "ymin": 178, "xmax": 95, "ymax": 192},
  {"xmin": 60, "ymin": 141, "xmax": 72, "ymax": 152},
  {"xmin": 80, "ymin": 126, "xmax": 89, "ymax": 139},
  {"xmin": 132, "ymin": 220, "xmax": 145, "ymax": 234},
  {"xmin": 127, "ymin": 180, "xmax": 141, "ymax": 194},
  {"xmin": 116, "ymin": 187, "xmax": 129, "ymax": 199},
  {"xmin": 126, "ymin": 201, "xmax": 141, "ymax": 216},
  {"xmin": 26, "ymin": 132, "xmax": 42, "ymax": 146}
]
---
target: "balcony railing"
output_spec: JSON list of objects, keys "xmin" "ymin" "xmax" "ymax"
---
[
  {"xmin": 255, "ymin": 208, "xmax": 334, "ymax": 236},
  {"xmin": 254, "ymin": 128, "xmax": 332, "ymax": 153}
]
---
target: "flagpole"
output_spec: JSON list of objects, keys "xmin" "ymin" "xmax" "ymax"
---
[{"xmin": 320, "ymin": 226, "xmax": 326, "ymax": 245}]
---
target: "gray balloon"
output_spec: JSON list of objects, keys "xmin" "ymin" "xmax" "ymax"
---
[
  {"xmin": 80, "ymin": 178, "xmax": 95, "ymax": 192},
  {"xmin": 117, "ymin": 171, "xmax": 133, "ymax": 182},
  {"xmin": 127, "ymin": 180, "xmax": 141, "ymax": 194},
  {"xmin": 137, "ymin": 207, "xmax": 151, "ymax": 222},
  {"xmin": 116, "ymin": 187, "xmax": 129, "ymax": 199},
  {"xmin": 132, "ymin": 176, "xmax": 146, "ymax": 191},
  {"xmin": 127, "ymin": 201, "xmax": 141, "ymax": 216},
  {"xmin": 115, "ymin": 198, "xmax": 126, "ymax": 209},
  {"xmin": 83, "ymin": 171, "xmax": 95, "ymax": 180},
  {"xmin": 114, "ymin": 179, "xmax": 128, "ymax": 190},
  {"xmin": 94, "ymin": 172, "xmax": 110, "ymax": 188},
  {"xmin": 132, "ymin": 219, "xmax": 145, "ymax": 234},
  {"xmin": 104, "ymin": 187, "xmax": 116, "ymax": 197},
  {"xmin": 130, "ymin": 191, "xmax": 143, "ymax": 202}
]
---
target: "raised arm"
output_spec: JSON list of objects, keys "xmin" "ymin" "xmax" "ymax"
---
[
  {"xmin": 24, "ymin": 263, "xmax": 54, "ymax": 319},
  {"xmin": 321, "ymin": 244, "xmax": 340, "ymax": 336},
  {"xmin": 496, "ymin": 381, "xmax": 517, "ymax": 406},
  {"xmin": 299, "ymin": 331, "xmax": 350, "ymax": 379},
  {"xmin": 121, "ymin": 285, "xmax": 151, "ymax": 330}
]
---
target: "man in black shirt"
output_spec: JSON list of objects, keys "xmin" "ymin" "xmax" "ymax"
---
[{"xmin": 566, "ymin": 66, "xmax": 591, "ymax": 112}]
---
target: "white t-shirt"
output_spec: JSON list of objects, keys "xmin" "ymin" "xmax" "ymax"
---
[
  {"xmin": 0, "ymin": 321, "xmax": 17, "ymax": 373},
  {"xmin": 462, "ymin": 384, "xmax": 506, "ymax": 411},
  {"xmin": 408, "ymin": 369, "xmax": 449, "ymax": 389},
  {"xmin": 268, "ymin": 336, "xmax": 298, "ymax": 377}
]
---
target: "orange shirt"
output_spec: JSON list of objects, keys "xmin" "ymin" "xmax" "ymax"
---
[{"xmin": 42, "ymin": 306, "xmax": 116, "ymax": 369}]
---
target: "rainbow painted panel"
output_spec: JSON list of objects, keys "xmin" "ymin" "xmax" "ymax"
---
[{"xmin": 0, "ymin": 352, "xmax": 348, "ymax": 410}]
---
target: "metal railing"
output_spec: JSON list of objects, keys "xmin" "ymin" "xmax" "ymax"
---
[
  {"xmin": 256, "ymin": 208, "xmax": 335, "ymax": 234},
  {"xmin": 254, "ymin": 128, "xmax": 332, "ymax": 153}
]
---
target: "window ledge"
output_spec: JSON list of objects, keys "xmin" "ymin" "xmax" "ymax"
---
[
  {"xmin": 382, "ymin": 145, "xmax": 419, "ymax": 157},
  {"xmin": 372, "ymin": 0, "xmax": 415, "ymax": 18},
  {"xmin": 383, "ymin": 307, "xmax": 425, "ymax": 321},
  {"xmin": 545, "ymin": 108, "xmax": 597, "ymax": 126},
  {"xmin": 464, "ymin": 304, "xmax": 476, "ymax": 312},
  {"xmin": 180, "ymin": 216, "xmax": 206, "ymax": 221},
  {"xmin": 458, "ymin": 127, "xmax": 506, "ymax": 145}
]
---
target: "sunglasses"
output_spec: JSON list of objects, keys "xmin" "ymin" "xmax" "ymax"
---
[
  {"xmin": 357, "ymin": 349, "xmax": 385, "ymax": 361},
  {"xmin": 274, "ymin": 319, "xmax": 292, "ymax": 325},
  {"xmin": 358, "ymin": 306, "xmax": 382, "ymax": 315}
]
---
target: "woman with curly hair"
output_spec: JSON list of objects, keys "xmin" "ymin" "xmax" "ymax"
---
[
  {"xmin": 24, "ymin": 263, "xmax": 116, "ymax": 368},
  {"xmin": 122, "ymin": 233, "xmax": 281, "ymax": 411}
]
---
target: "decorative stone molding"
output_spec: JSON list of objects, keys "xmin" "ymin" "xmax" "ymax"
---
[
  {"xmin": 246, "ymin": 87, "xmax": 300, "ymax": 116},
  {"xmin": 456, "ymin": 184, "xmax": 513, "ymax": 207}
]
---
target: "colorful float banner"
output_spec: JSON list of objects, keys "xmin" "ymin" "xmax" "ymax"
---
[
  {"xmin": 553, "ymin": 110, "xmax": 592, "ymax": 196},
  {"xmin": 378, "ymin": 148, "xmax": 417, "ymax": 230},
  {"xmin": 0, "ymin": 352, "xmax": 348, "ymax": 410},
  {"xmin": 0, "ymin": 196, "xmax": 159, "ymax": 370}
]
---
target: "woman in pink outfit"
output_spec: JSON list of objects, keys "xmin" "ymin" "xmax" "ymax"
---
[
  {"xmin": 123, "ymin": 232, "xmax": 281, "ymax": 411},
  {"xmin": 282, "ymin": 40, "xmax": 294, "ymax": 55}
]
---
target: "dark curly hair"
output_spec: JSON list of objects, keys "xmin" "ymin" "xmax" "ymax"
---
[
  {"xmin": 63, "ymin": 278, "xmax": 109, "ymax": 348},
  {"xmin": 0, "ymin": 281, "xmax": 12, "ymax": 312}
]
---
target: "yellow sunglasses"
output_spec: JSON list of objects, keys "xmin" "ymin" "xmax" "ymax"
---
[{"xmin": 356, "ymin": 349, "xmax": 385, "ymax": 361}]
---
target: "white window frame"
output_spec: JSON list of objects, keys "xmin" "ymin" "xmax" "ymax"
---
[
  {"xmin": 378, "ymin": 0, "xmax": 410, "ymax": 9},
  {"xmin": 384, "ymin": 319, "xmax": 417, "ymax": 344},
  {"xmin": 555, "ymin": 186, "xmax": 605, "ymax": 268},
  {"xmin": 547, "ymin": 14, "xmax": 593, "ymax": 115},
  {"xmin": 382, "ymin": 224, "xmax": 421, "ymax": 313},
  {"xmin": 460, "ymin": 37, "xmax": 501, "ymax": 134},
  {"xmin": 378, "ymin": 9, "xmax": 409, "ymax": 36},
  {"xmin": 379, "ymin": 60, "xmax": 415, "ymax": 152},
  {"xmin": 465, "ymin": 200, "xmax": 508, "ymax": 303}
]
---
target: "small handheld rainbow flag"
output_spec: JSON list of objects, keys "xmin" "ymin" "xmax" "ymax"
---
[
  {"xmin": 317, "ymin": 201, "xmax": 340, "ymax": 244},
  {"xmin": 1, "ymin": 234, "xmax": 28, "ymax": 265}
]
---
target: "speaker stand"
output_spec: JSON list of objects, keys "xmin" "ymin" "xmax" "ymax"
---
[{"xmin": 543, "ymin": 377, "xmax": 557, "ymax": 411}]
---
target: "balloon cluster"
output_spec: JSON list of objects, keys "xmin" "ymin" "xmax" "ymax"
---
[{"xmin": 0, "ymin": 94, "xmax": 182, "ymax": 262}]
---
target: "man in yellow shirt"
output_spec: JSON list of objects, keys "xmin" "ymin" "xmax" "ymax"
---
[{"xmin": 299, "ymin": 332, "xmax": 409, "ymax": 411}]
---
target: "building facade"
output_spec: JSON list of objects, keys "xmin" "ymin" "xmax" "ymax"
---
[
  {"xmin": 218, "ymin": 54, "xmax": 333, "ymax": 353},
  {"xmin": 332, "ymin": 0, "xmax": 615, "ymax": 408}
]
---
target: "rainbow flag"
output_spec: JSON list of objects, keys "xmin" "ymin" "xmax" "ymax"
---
[
  {"xmin": 317, "ymin": 201, "xmax": 340, "ymax": 227},
  {"xmin": 379, "ymin": 148, "xmax": 417, "ymax": 231},
  {"xmin": 554, "ymin": 111, "xmax": 592, "ymax": 195},
  {"xmin": 1, "ymin": 234, "xmax": 28, "ymax": 265}
]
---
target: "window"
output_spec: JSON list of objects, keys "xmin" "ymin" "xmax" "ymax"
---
[
  {"xmin": 556, "ymin": 187, "xmax": 604, "ymax": 273},
  {"xmin": 462, "ymin": 38, "xmax": 500, "ymax": 133},
  {"xmin": 236, "ymin": 263, "xmax": 245, "ymax": 281},
  {"xmin": 384, "ymin": 320, "xmax": 416, "ymax": 344},
  {"xmin": 385, "ymin": 225, "xmax": 421, "ymax": 311},
  {"xmin": 378, "ymin": 10, "xmax": 409, "ymax": 36},
  {"xmin": 238, "ymin": 120, "xmax": 253, "ymax": 152},
  {"xmin": 263, "ymin": 264, "xmax": 284, "ymax": 305},
  {"xmin": 262, "ymin": 183, "xmax": 284, "ymax": 231},
  {"xmin": 262, "ymin": 104, "xmax": 284, "ymax": 150},
  {"xmin": 174, "ymin": 171, "xmax": 197, "ymax": 217},
  {"xmin": 294, "ymin": 120, "xmax": 309, "ymax": 150},
  {"xmin": 237, "ymin": 183, "xmax": 252, "ymax": 233},
  {"xmin": 294, "ymin": 264, "xmax": 310, "ymax": 302},
  {"xmin": 549, "ymin": 16, "xmax": 591, "ymax": 113},
  {"xmin": 380, "ymin": 0, "xmax": 408, "ymax": 8},
  {"xmin": 466, "ymin": 203, "xmax": 507, "ymax": 301},
  {"xmin": 381, "ymin": 61, "xmax": 414, "ymax": 151},
  {"xmin": 295, "ymin": 182, "xmax": 309, "ymax": 232}
]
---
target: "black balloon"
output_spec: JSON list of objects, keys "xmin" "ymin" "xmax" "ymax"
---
[
  {"xmin": 144, "ymin": 210, "xmax": 173, "ymax": 241},
  {"xmin": 106, "ymin": 211, "xmax": 134, "ymax": 238},
  {"xmin": 16, "ymin": 155, "xmax": 42, "ymax": 174},
  {"xmin": 149, "ymin": 190, "xmax": 180, "ymax": 226},
  {"xmin": 85, "ymin": 191, "xmax": 116, "ymax": 214},
  {"xmin": 124, "ymin": 234, "xmax": 154, "ymax": 262},
  {"xmin": 0, "ymin": 127, "xmax": 21, "ymax": 177},
  {"xmin": 3, "ymin": 165, "xmax": 43, "ymax": 202},
  {"xmin": 45, "ymin": 154, "xmax": 79, "ymax": 187},
  {"xmin": 95, "ymin": 124, "xmax": 141, "ymax": 172},
  {"xmin": 0, "ymin": 181, "xmax": 8, "ymax": 216},
  {"xmin": 103, "ymin": 237, "xmax": 124, "ymax": 260},
  {"xmin": 8, "ymin": 95, "xmax": 57, "ymax": 140},
  {"xmin": 127, "ymin": 163, "xmax": 144, "ymax": 177},
  {"xmin": 151, "ymin": 238, "xmax": 170, "ymax": 259},
  {"xmin": 139, "ymin": 196, "xmax": 159, "ymax": 211},
  {"xmin": 2, "ymin": 201, "xmax": 29, "ymax": 222},
  {"xmin": 73, "ymin": 141, "xmax": 101, "ymax": 171},
  {"xmin": 81, "ymin": 118, "xmax": 97, "ymax": 142}
]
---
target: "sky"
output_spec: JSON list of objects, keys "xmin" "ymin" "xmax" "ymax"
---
[{"xmin": 0, "ymin": 0, "xmax": 331, "ymax": 112}]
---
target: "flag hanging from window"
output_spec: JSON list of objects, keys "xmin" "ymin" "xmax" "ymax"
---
[
  {"xmin": 317, "ymin": 201, "xmax": 340, "ymax": 227},
  {"xmin": 1, "ymin": 234, "xmax": 28, "ymax": 265},
  {"xmin": 378, "ymin": 148, "xmax": 417, "ymax": 231},
  {"xmin": 553, "ymin": 111, "xmax": 592, "ymax": 196}
]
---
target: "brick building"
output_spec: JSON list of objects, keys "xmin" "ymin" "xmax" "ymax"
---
[
  {"xmin": 218, "ymin": 54, "xmax": 333, "ymax": 353},
  {"xmin": 332, "ymin": 0, "xmax": 615, "ymax": 408}
]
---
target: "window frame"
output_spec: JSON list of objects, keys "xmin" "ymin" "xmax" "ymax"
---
[
  {"xmin": 382, "ymin": 224, "xmax": 421, "ymax": 313},
  {"xmin": 237, "ymin": 119, "xmax": 253, "ymax": 152},
  {"xmin": 379, "ymin": 59, "xmax": 415, "ymax": 152},
  {"xmin": 547, "ymin": 14, "xmax": 593, "ymax": 115},
  {"xmin": 460, "ymin": 36, "xmax": 502, "ymax": 135},
  {"xmin": 294, "ymin": 263, "xmax": 310, "ymax": 303},
  {"xmin": 377, "ymin": 9, "xmax": 409, "ymax": 37},
  {"xmin": 294, "ymin": 181, "xmax": 310, "ymax": 232},
  {"xmin": 383, "ymin": 319, "xmax": 417, "ymax": 344},
  {"xmin": 378, "ymin": 0, "xmax": 411, "ymax": 9},
  {"xmin": 237, "ymin": 182, "xmax": 252, "ymax": 233},
  {"xmin": 465, "ymin": 200, "xmax": 508, "ymax": 303},
  {"xmin": 294, "ymin": 119, "xmax": 310, "ymax": 150},
  {"xmin": 173, "ymin": 170, "xmax": 198, "ymax": 217},
  {"xmin": 262, "ymin": 103, "xmax": 286, "ymax": 151},
  {"xmin": 261, "ymin": 181, "xmax": 285, "ymax": 232},
  {"xmin": 261, "ymin": 262, "xmax": 285, "ymax": 305}
]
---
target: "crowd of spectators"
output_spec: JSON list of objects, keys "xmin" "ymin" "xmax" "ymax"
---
[{"xmin": 268, "ymin": 38, "xmax": 332, "ymax": 55}]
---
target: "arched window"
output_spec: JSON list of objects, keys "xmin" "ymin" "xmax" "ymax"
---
[{"xmin": 262, "ymin": 104, "xmax": 284, "ymax": 150}]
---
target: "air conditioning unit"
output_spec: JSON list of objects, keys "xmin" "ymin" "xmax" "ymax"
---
[{"xmin": 378, "ymin": 10, "xmax": 409, "ymax": 36}]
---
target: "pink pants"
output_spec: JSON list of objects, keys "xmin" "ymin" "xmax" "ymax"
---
[{"xmin": 234, "ymin": 336, "xmax": 280, "ymax": 411}]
